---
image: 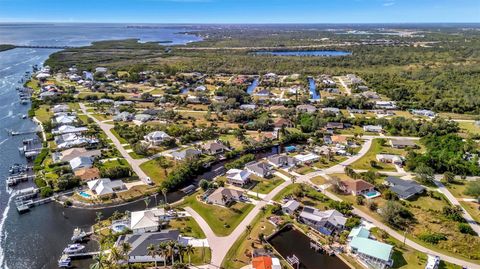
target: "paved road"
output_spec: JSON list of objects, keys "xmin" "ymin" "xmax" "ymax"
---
[
  {"xmin": 185, "ymin": 179, "xmax": 292, "ymax": 268},
  {"xmin": 79, "ymin": 103, "xmax": 149, "ymax": 182},
  {"xmin": 433, "ymin": 176, "xmax": 480, "ymax": 236}
]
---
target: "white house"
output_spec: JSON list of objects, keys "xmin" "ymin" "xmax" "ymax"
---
[
  {"xmin": 293, "ymin": 153, "xmax": 320, "ymax": 164},
  {"xmin": 363, "ymin": 125, "xmax": 383, "ymax": 133},
  {"xmin": 130, "ymin": 208, "xmax": 169, "ymax": 234},
  {"xmin": 69, "ymin": 156, "xmax": 93, "ymax": 171},
  {"xmin": 226, "ymin": 169, "xmax": 251, "ymax": 186},
  {"xmin": 144, "ymin": 131, "xmax": 171, "ymax": 146},
  {"xmin": 299, "ymin": 206, "xmax": 346, "ymax": 235},
  {"xmin": 87, "ymin": 178, "xmax": 126, "ymax": 197},
  {"xmin": 282, "ymin": 200, "xmax": 300, "ymax": 215}
]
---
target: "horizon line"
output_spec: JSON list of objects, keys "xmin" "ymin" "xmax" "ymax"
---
[{"xmin": 1, "ymin": 21, "xmax": 480, "ymax": 25}]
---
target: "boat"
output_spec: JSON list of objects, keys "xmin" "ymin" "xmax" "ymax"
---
[
  {"xmin": 57, "ymin": 254, "xmax": 71, "ymax": 268},
  {"xmin": 9, "ymin": 164, "xmax": 28, "ymax": 174},
  {"xmin": 22, "ymin": 114, "xmax": 27, "ymax": 119},
  {"xmin": 63, "ymin": 243, "xmax": 85, "ymax": 254},
  {"xmin": 71, "ymin": 228, "xmax": 87, "ymax": 242}
]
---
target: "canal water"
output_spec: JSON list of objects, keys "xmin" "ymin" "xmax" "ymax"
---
[
  {"xmin": 255, "ymin": 50, "xmax": 352, "ymax": 57},
  {"xmin": 246, "ymin": 78, "xmax": 259, "ymax": 95},
  {"xmin": 269, "ymin": 227, "xmax": 350, "ymax": 269},
  {"xmin": 308, "ymin": 77, "xmax": 321, "ymax": 100}
]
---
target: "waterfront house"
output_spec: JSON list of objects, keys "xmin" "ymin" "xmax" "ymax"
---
[
  {"xmin": 74, "ymin": 167, "xmax": 100, "ymax": 181},
  {"xmin": 52, "ymin": 148, "xmax": 101, "ymax": 163},
  {"xmin": 389, "ymin": 139, "xmax": 417, "ymax": 149},
  {"xmin": 39, "ymin": 91, "xmax": 57, "ymax": 100},
  {"xmin": 69, "ymin": 156, "xmax": 93, "ymax": 171},
  {"xmin": 384, "ymin": 176, "xmax": 425, "ymax": 200},
  {"xmin": 130, "ymin": 208, "xmax": 168, "ymax": 234},
  {"xmin": 226, "ymin": 169, "xmax": 251, "ymax": 186},
  {"xmin": 347, "ymin": 226, "xmax": 371, "ymax": 241},
  {"xmin": 293, "ymin": 153, "xmax": 320, "ymax": 164},
  {"xmin": 87, "ymin": 178, "xmax": 126, "ymax": 198},
  {"xmin": 53, "ymin": 104, "xmax": 70, "ymax": 113},
  {"xmin": 202, "ymin": 140, "xmax": 229, "ymax": 155},
  {"xmin": 267, "ymin": 154, "xmax": 297, "ymax": 168},
  {"xmin": 339, "ymin": 179, "xmax": 375, "ymax": 196},
  {"xmin": 52, "ymin": 125, "xmax": 89, "ymax": 135},
  {"xmin": 296, "ymin": 104, "xmax": 317, "ymax": 114},
  {"xmin": 282, "ymin": 200, "xmax": 300, "ymax": 216},
  {"xmin": 299, "ymin": 206, "xmax": 346, "ymax": 235},
  {"xmin": 118, "ymin": 230, "xmax": 180, "ymax": 263},
  {"xmin": 251, "ymin": 256, "xmax": 282, "ymax": 269},
  {"xmin": 144, "ymin": 131, "xmax": 171, "ymax": 146},
  {"xmin": 246, "ymin": 162, "xmax": 272, "ymax": 178},
  {"xmin": 376, "ymin": 154, "xmax": 403, "ymax": 166},
  {"xmin": 206, "ymin": 187, "xmax": 245, "ymax": 206},
  {"xmin": 363, "ymin": 125, "xmax": 383, "ymax": 133},
  {"xmin": 171, "ymin": 148, "xmax": 201, "ymax": 161},
  {"xmin": 54, "ymin": 115, "xmax": 76, "ymax": 125},
  {"xmin": 348, "ymin": 235, "xmax": 393, "ymax": 269}
]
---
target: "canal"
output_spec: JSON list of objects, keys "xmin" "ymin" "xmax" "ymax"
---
[
  {"xmin": 246, "ymin": 77, "xmax": 259, "ymax": 95},
  {"xmin": 308, "ymin": 77, "xmax": 321, "ymax": 100},
  {"xmin": 269, "ymin": 226, "xmax": 350, "ymax": 269}
]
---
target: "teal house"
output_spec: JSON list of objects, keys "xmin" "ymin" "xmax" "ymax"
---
[{"xmin": 348, "ymin": 226, "xmax": 393, "ymax": 269}]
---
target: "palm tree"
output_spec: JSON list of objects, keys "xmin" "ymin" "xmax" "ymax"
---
[
  {"xmin": 158, "ymin": 242, "xmax": 168, "ymax": 268},
  {"xmin": 185, "ymin": 244, "xmax": 195, "ymax": 265},
  {"xmin": 120, "ymin": 242, "xmax": 132, "ymax": 269},
  {"xmin": 147, "ymin": 244, "xmax": 158, "ymax": 268},
  {"xmin": 161, "ymin": 188, "xmax": 168, "ymax": 204},
  {"xmin": 245, "ymin": 225, "xmax": 252, "ymax": 239},
  {"xmin": 144, "ymin": 197, "xmax": 151, "ymax": 209},
  {"xmin": 90, "ymin": 252, "xmax": 107, "ymax": 269},
  {"xmin": 109, "ymin": 247, "xmax": 122, "ymax": 265},
  {"xmin": 95, "ymin": 211, "xmax": 103, "ymax": 223},
  {"xmin": 167, "ymin": 241, "xmax": 177, "ymax": 265},
  {"xmin": 177, "ymin": 244, "xmax": 186, "ymax": 264}
]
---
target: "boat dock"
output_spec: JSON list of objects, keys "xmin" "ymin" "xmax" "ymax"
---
[
  {"xmin": 67, "ymin": 251, "xmax": 100, "ymax": 259},
  {"xmin": 7, "ymin": 173, "xmax": 35, "ymax": 186},
  {"xmin": 286, "ymin": 254, "xmax": 300, "ymax": 269},
  {"xmin": 15, "ymin": 196, "xmax": 54, "ymax": 213}
]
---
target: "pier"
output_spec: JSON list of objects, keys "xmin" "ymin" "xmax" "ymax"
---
[
  {"xmin": 15, "ymin": 45, "xmax": 74, "ymax": 50},
  {"xmin": 7, "ymin": 173, "xmax": 35, "ymax": 186},
  {"xmin": 286, "ymin": 254, "xmax": 300, "ymax": 269},
  {"xmin": 67, "ymin": 251, "xmax": 100, "ymax": 259}
]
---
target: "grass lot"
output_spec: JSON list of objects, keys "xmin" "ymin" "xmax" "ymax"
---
[
  {"xmin": 110, "ymin": 129, "xmax": 128, "ymax": 144},
  {"xmin": 439, "ymin": 113, "xmax": 478, "ymax": 121},
  {"xmin": 350, "ymin": 139, "xmax": 404, "ymax": 171},
  {"xmin": 100, "ymin": 158, "xmax": 132, "ymax": 170},
  {"xmin": 313, "ymin": 156, "xmax": 347, "ymax": 169},
  {"xmin": 221, "ymin": 206, "xmax": 276, "ymax": 269},
  {"xmin": 310, "ymin": 176, "xmax": 328, "ymax": 185},
  {"xmin": 294, "ymin": 165, "xmax": 315, "ymax": 175},
  {"xmin": 77, "ymin": 114, "xmax": 90, "ymax": 125},
  {"xmin": 460, "ymin": 201, "xmax": 480, "ymax": 224},
  {"xmin": 189, "ymin": 247, "xmax": 212, "ymax": 265},
  {"xmin": 91, "ymin": 113, "xmax": 111, "ymax": 121},
  {"xmin": 250, "ymin": 175, "xmax": 284, "ymax": 194},
  {"xmin": 179, "ymin": 192, "xmax": 255, "ymax": 236},
  {"xmin": 167, "ymin": 217, "xmax": 206, "ymax": 239},
  {"xmin": 34, "ymin": 105, "xmax": 52, "ymax": 123},
  {"xmin": 219, "ymin": 134, "xmax": 244, "ymax": 150},
  {"xmin": 139, "ymin": 159, "xmax": 174, "ymax": 185},
  {"xmin": 458, "ymin": 121, "xmax": 480, "ymax": 135}
]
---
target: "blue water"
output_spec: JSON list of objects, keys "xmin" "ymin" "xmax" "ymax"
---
[
  {"xmin": 246, "ymin": 78, "xmax": 259, "ymax": 95},
  {"xmin": 308, "ymin": 77, "xmax": 321, "ymax": 100},
  {"xmin": 79, "ymin": 191, "xmax": 91, "ymax": 198},
  {"xmin": 0, "ymin": 23, "xmax": 201, "ymax": 269},
  {"xmin": 255, "ymin": 50, "xmax": 351, "ymax": 57}
]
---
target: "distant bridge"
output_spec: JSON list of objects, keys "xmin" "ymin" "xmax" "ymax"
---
[{"xmin": 15, "ymin": 45, "xmax": 74, "ymax": 50}]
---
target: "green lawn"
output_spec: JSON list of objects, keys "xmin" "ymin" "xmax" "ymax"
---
[
  {"xmin": 295, "ymin": 165, "xmax": 315, "ymax": 175},
  {"xmin": 34, "ymin": 105, "xmax": 52, "ymax": 123},
  {"xmin": 167, "ymin": 217, "xmax": 206, "ymax": 239},
  {"xmin": 78, "ymin": 114, "xmax": 90, "ymax": 125},
  {"xmin": 110, "ymin": 129, "xmax": 129, "ymax": 144},
  {"xmin": 250, "ymin": 175, "xmax": 284, "ymax": 194},
  {"xmin": 460, "ymin": 201, "xmax": 480, "ymax": 224},
  {"xmin": 350, "ymin": 139, "xmax": 404, "ymax": 171},
  {"xmin": 313, "ymin": 156, "xmax": 347, "ymax": 169},
  {"xmin": 180, "ymin": 192, "xmax": 255, "ymax": 236},
  {"xmin": 189, "ymin": 247, "xmax": 211, "ymax": 265},
  {"xmin": 139, "ymin": 159, "xmax": 173, "ymax": 185},
  {"xmin": 446, "ymin": 180, "xmax": 478, "ymax": 199},
  {"xmin": 458, "ymin": 121, "xmax": 480, "ymax": 135}
]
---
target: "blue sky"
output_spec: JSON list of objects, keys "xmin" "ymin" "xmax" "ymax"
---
[{"xmin": 0, "ymin": 0, "xmax": 478, "ymax": 23}]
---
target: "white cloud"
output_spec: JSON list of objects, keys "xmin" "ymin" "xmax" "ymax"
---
[{"xmin": 382, "ymin": 0, "xmax": 395, "ymax": 7}]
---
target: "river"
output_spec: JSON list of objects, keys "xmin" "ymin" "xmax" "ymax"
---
[{"xmin": 0, "ymin": 23, "xmax": 203, "ymax": 269}]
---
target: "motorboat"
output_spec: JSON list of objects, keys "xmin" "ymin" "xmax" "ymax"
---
[
  {"xmin": 57, "ymin": 254, "xmax": 71, "ymax": 267},
  {"xmin": 71, "ymin": 227, "xmax": 87, "ymax": 242},
  {"xmin": 63, "ymin": 243, "xmax": 85, "ymax": 254}
]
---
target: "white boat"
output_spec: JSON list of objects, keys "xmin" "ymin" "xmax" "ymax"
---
[
  {"xmin": 63, "ymin": 243, "xmax": 85, "ymax": 254},
  {"xmin": 71, "ymin": 228, "xmax": 87, "ymax": 242},
  {"xmin": 57, "ymin": 254, "xmax": 71, "ymax": 267}
]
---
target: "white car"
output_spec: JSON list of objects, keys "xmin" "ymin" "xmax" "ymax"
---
[{"xmin": 144, "ymin": 177, "xmax": 153, "ymax": 185}]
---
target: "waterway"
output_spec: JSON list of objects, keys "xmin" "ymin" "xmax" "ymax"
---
[
  {"xmin": 246, "ymin": 78, "xmax": 259, "ymax": 95},
  {"xmin": 308, "ymin": 77, "xmax": 321, "ymax": 100},
  {"xmin": 269, "ymin": 227, "xmax": 350, "ymax": 269},
  {"xmin": 255, "ymin": 50, "xmax": 351, "ymax": 57},
  {"xmin": 0, "ymin": 23, "xmax": 202, "ymax": 269}
]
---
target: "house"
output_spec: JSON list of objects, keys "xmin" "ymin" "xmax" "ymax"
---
[
  {"xmin": 374, "ymin": 110, "xmax": 395, "ymax": 117},
  {"xmin": 411, "ymin": 109, "xmax": 436, "ymax": 118},
  {"xmin": 52, "ymin": 148, "xmax": 101, "ymax": 163},
  {"xmin": 113, "ymin": 111, "xmax": 134, "ymax": 122},
  {"xmin": 171, "ymin": 148, "xmax": 201, "ymax": 161},
  {"xmin": 52, "ymin": 104, "xmax": 70, "ymax": 113},
  {"xmin": 363, "ymin": 125, "xmax": 383, "ymax": 133},
  {"xmin": 322, "ymin": 107, "xmax": 341, "ymax": 115},
  {"xmin": 74, "ymin": 167, "xmax": 101, "ymax": 181},
  {"xmin": 246, "ymin": 162, "xmax": 272, "ymax": 178},
  {"xmin": 206, "ymin": 187, "xmax": 245, "ymax": 206},
  {"xmin": 96, "ymin": 98, "xmax": 114, "ymax": 104},
  {"xmin": 39, "ymin": 91, "xmax": 57, "ymax": 100},
  {"xmin": 273, "ymin": 118, "xmax": 293, "ymax": 128},
  {"xmin": 296, "ymin": 104, "xmax": 317, "ymax": 114},
  {"xmin": 375, "ymin": 101, "xmax": 396, "ymax": 110},
  {"xmin": 134, "ymin": 114, "xmax": 152, "ymax": 123},
  {"xmin": 194, "ymin": 85, "xmax": 206, "ymax": 92},
  {"xmin": 119, "ymin": 230, "xmax": 180, "ymax": 263},
  {"xmin": 239, "ymin": 104, "xmax": 257, "ymax": 110},
  {"xmin": 267, "ymin": 154, "xmax": 297, "ymax": 168},
  {"xmin": 299, "ymin": 206, "xmax": 346, "ymax": 235},
  {"xmin": 348, "ymin": 235, "xmax": 393, "ymax": 269},
  {"xmin": 52, "ymin": 125, "xmax": 89, "ymax": 135},
  {"xmin": 326, "ymin": 122, "xmax": 344, "ymax": 130},
  {"xmin": 54, "ymin": 115, "xmax": 76, "ymax": 125},
  {"xmin": 376, "ymin": 154, "xmax": 403, "ymax": 165},
  {"xmin": 347, "ymin": 226, "xmax": 371, "ymax": 241},
  {"xmin": 144, "ymin": 131, "xmax": 171, "ymax": 146},
  {"xmin": 254, "ymin": 89, "xmax": 271, "ymax": 97},
  {"xmin": 69, "ymin": 156, "xmax": 93, "ymax": 171},
  {"xmin": 282, "ymin": 200, "xmax": 300, "ymax": 215},
  {"xmin": 294, "ymin": 153, "xmax": 320, "ymax": 164},
  {"xmin": 95, "ymin": 67, "xmax": 108, "ymax": 73},
  {"xmin": 361, "ymin": 91, "xmax": 380, "ymax": 99},
  {"xmin": 202, "ymin": 141, "xmax": 228, "ymax": 155},
  {"xmin": 389, "ymin": 139, "xmax": 417, "ymax": 149},
  {"xmin": 86, "ymin": 178, "xmax": 126, "ymax": 197},
  {"xmin": 339, "ymin": 180, "xmax": 375, "ymax": 196},
  {"xmin": 130, "ymin": 208, "xmax": 169, "ymax": 234},
  {"xmin": 226, "ymin": 169, "xmax": 251, "ymax": 186},
  {"xmin": 384, "ymin": 176, "xmax": 425, "ymax": 200},
  {"xmin": 331, "ymin": 135, "xmax": 348, "ymax": 145},
  {"xmin": 114, "ymin": 100, "xmax": 134, "ymax": 107},
  {"xmin": 251, "ymin": 256, "xmax": 282, "ymax": 269}
]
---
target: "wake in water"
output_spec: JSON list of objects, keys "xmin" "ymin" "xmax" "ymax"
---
[{"xmin": 0, "ymin": 191, "xmax": 14, "ymax": 268}]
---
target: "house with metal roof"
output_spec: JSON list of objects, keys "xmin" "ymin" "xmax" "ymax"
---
[
  {"xmin": 282, "ymin": 200, "xmax": 300, "ymax": 216},
  {"xmin": 246, "ymin": 162, "xmax": 272, "ymax": 178},
  {"xmin": 384, "ymin": 176, "xmax": 425, "ymax": 200},
  {"xmin": 347, "ymin": 226, "xmax": 371, "ymax": 241},
  {"xmin": 348, "ymin": 236, "xmax": 393, "ymax": 269},
  {"xmin": 226, "ymin": 169, "xmax": 251, "ymax": 186},
  {"xmin": 118, "ymin": 230, "xmax": 180, "ymax": 263},
  {"xmin": 144, "ymin": 131, "xmax": 171, "ymax": 146},
  {"xmin": 69, "ymin": 156, "xmax": 93, "ymax": 171},
  {"xmin": 299, "ymin": 206, "xmax": 346, "ymax": 235},
  {"xmin": 130, "ymin": 208, "xmax": 169, "ymax": 234}
]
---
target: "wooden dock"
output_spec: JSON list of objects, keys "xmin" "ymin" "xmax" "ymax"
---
[
  {"xmin": 7, "ymin": 173, "xmax": 35, "ymax": 186},
  {"xmin": 67, "ymin": 251, "xmax": 100, "ymax": 259}
]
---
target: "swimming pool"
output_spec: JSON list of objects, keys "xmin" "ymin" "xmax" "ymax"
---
[
  {"xmin": 363, "ymin": 190, "xmax": 380, "ymax": 199},
  {"xmin": 111, "ymin": 222, "xmax": 129, "ymax": 233},
  {"xmin": 79, "ymin": 191, "xmax": 91, "ymax": 198}
]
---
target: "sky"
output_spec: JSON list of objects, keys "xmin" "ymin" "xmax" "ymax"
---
[{"xmin": 0, "ymin": 0, "xmax": 478, "ymax": 23}]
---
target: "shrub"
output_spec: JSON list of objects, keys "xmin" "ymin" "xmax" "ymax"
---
[
  {"xmin": 418, "ymin": 232, "xmax": 447, "ymax": 244},
  {"xmin": 40, "ymin": 186, "xmax": 53, "ymax": 198},
  {"xmin": 458, "ymin": 223, "xmax": 477, "ymax": 235}
]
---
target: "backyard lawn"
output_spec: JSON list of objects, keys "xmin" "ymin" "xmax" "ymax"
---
[
  {"xmin": 180, "ymin": 192, "xmax": 254, "ymax": 236},
  {"xmin": 250, "ymin": 175, "xmax": 284, "ymax": 194},
  {"xmin": 35, "ymin": 105, "xmax": 52, "ymax": 123},
  {"xmin": 139, "ymin": 159, "xmax": 174, "ymax": 185},
  {"xmin": 167, "ymin": 217, "xmax": 206, "ymax": 239}
]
